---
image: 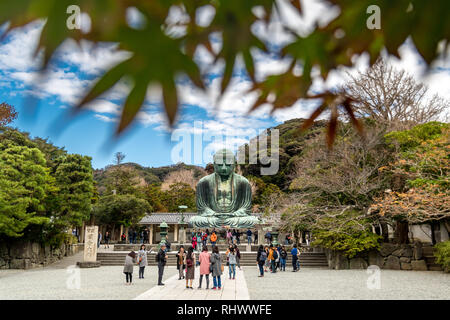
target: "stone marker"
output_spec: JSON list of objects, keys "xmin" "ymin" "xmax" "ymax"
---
[{"xmin": 77, "ymin": 225, "xmax": 101, "ymax": 268}]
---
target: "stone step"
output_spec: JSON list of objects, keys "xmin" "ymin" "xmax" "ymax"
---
[{"xmin": 97, "ymin": 251, "xmax": 329, "ymax": 267}]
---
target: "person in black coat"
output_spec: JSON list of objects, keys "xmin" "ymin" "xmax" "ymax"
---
[{"xmin": 156, "ymin": 243, "xmax": 168, "ymax": 285}]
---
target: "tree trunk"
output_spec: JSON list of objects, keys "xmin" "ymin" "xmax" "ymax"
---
[{"xmin": 394, "ymin": 220, "xmax": 409, "ymax": 244}]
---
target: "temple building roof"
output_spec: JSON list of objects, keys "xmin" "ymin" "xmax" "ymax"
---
[{"xmin": 138, "ymin": 212, "xmax": 263, "ymax": 225}]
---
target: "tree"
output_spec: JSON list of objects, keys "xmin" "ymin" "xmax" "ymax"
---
[
  {"xmin": 161, "ymin": 182, "xmax": 196, "ymax": 212},
  {"xmin": 94, "ymin": 194, "xmax": 151, "ymax": 228},
  {"xmin": 105, "ymin": 164, "xmax": 140, "ymax": 195},
  {"xmin": 114, "ymin": 152, "xmax": 126, "ymax": 165},
  {"xmin": 290, "ymin": 124, "xmax": 390, "ymax": 208},
  {"xmin": 342, "ymin": 59, "xmax": 449, "ymax": 131},
  {"xmin": 0, "ymin": 143, "xmax": 50, "ymax": 237},
  {"xmin": 160, "ymin": 168, "xmax": 200, "ymax": 191},
  {"xmin": 51, "ymin": 154, "xmax": 95, "ymax": 230},
  {"xmin": 371, "ymin": 122, "xmax": 450, "ymax": 243},
  {"xmin": 0, "ymin": 102, "xmax": 18, "ymax": 126},
  {"xmin": 1, "ymin": 1, "xmax": 447, "ymax": 140}
]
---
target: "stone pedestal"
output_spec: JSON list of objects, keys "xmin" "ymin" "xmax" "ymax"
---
[
  {"xmin": 77, "ymin": 225, "xmax": 100, "ymax": 268},
  {"xmin": 76, "ymin": 261, "xmax": 101, "ymax": 268}
]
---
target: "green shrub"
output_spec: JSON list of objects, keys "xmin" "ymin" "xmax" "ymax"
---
[
  {"xmin": 434, "ymin": 240, "xmax": 450, "ymax": 273},
  {"xmin": 312, "ymin": 230, "xmax": 382, "ymax": 258}
]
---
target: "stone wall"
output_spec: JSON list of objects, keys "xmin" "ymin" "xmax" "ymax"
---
[
  {"xmin": 0, "ymin": 241, "xmax": 84, "ymax": 269},
  {"xmin": 324, "ymin": 242, "xmax": 431, "ymax": 271}
]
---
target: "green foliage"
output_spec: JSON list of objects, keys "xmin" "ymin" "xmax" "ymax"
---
[
  {"xmin": 313, "ymin": 229, "xmax": 382, "ymax": 258},
  {"xmin": 0, "ymin": 127, "xmax": 95, "ymax": 243},
  {"xmin": 385, "ymin": 122, "xmax": 449, "ymax": 151},
  {"xmin": 160, "ymin": 182, "xmax": 196, "ymax": 212},
  {"xmin": 52, "ymin": 154, "xmax": 95, "ymax": 228},
  {"xmin": 434, "ymin": 240, "xmax": 450, "ymax": 272},
  {"xmin": 93, "ymin": 194, "xmax": 151, "ymax": 228},
  {"xmin": 0, "ymin": 142, "xmax": 50, "ymax": 237}
]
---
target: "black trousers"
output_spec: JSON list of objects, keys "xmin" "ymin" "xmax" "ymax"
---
[
  {"xmin": 199, "ymin": 274, "xmax": 209, "ymax": 288},
  {"xmin": 292, "ymin": 256, "xmax": 298, "ymax": 271},
  {"xmin": 125, "ymin": 272, "xmax": 132, "ymax": 283},
  {"xmin": 158, "ymin": 263, "xmax": 164, "ymax": 284},
  {"xmin": 139, "ymin": 266, "xmax": 145, "ymax": 278}
]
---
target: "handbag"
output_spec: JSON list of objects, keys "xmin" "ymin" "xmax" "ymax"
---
[{"xmin": 186, "ymin": 258, "xmax": 193, "ymax": 268}]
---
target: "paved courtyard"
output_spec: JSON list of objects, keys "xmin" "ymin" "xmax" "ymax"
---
[
  {"xmin": 243, "ymin": 267, "xmax": 450, "ymax": 300},
  {"xmin": 1, "ymin": 253, "xmax": 449, "ymax": 300}
]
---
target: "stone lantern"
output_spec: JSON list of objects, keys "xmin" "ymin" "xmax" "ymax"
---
[
  {"xmin": 159, "ymin": 221, "xmax": 168, "ymax": 248},
  {"xmin": 271, "ymin": 230, "xmax": 279, "ymax": 246}
]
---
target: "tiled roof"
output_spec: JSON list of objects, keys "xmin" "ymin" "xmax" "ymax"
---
[
  {"xmin": 139, "ymin": 213, "xmax": 196, "ymax": 224},
  {"xmin": 139, "ymin": 212, "xmax": 263, "ymax": 224}
]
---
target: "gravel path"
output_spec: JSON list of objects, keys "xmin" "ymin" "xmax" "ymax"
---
[
  {"xmin": 0, "ymin": 265, "xmax": 177, "ymax": 300},
  {"xmin": 243, "ymin": 267, "xmax": 450, "ymax": 300}
]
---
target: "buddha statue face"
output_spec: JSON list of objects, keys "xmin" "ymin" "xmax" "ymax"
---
[{"xmin": 213, "ymin": 149, "xmax": 235, "ymax": 178}]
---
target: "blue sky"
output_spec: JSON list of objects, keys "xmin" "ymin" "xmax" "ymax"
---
[{"xmin": 1, "ymin": 1, "xmax": 449, "ymax": 169}]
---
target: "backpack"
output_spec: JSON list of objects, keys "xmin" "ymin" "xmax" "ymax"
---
[
  {"xmin": 272, "ymin": 250, "xmax": 278, "ymax": 260},
  {"xmin": 260, "ymin": 251, "xmax": 267, "ymax": 261},
  {"xmin": 186, "ymin": 257, "xmax": 193, "ymax": 268}
]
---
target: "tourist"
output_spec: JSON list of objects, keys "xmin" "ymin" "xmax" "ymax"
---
[
  {"xmin": 210, "ymin": 246, "xmax": 223, "ymax": 290},
  {"xmin": 306, "ymin": 233, "xmax": 310, "ymax": 246},
  {"xmin": 185, "ymin": 246, "xmax": 195, "ymax": 289},
  {"xmin": 210, "ymin": 231, "xmax": 217, "ymax": 248},
  {"xmin": 265, "ymin": 231, "xmax": 272, "ymax": 244},
  {"xmin": 121, "ymin": 233, "xmax": 126, "ymax": 243},
  {"xmin": 128, "ymin": 229, "xmax": 133, "ymax": 244},
  {"xmin": 280, "ymin": 246, "xmax": 287, "ymax": 271},
  {"xmin": 192, "ymin": 233, "xmax": 198, "ymax": 251},
  {"xmin": 143, "ymin": 228, "xmax": 149, "ymax": 244},
  {"xmin": 226, "ymin": 229, "xmax": 232, "ymax": 245},
  {"xmin": 254, "ymin": 231, "xmax": 258, "ymax": 244},
  {"xmin": 284, "ymin": 234, "xmax": 290, "ymax": 245},
  {"xmin": 236, "ymin": 230, "xmax": 241, "ymax": 244},
  {"xmin": 140, "ymin": 230, "xmax": 144, "ymax": 244},
  {"xmin": 234, "ymin": 244, "xmax": 241, "ymax": 269},
  {"xmin": 165, "ymin": 235, "xmax": 171, "ymax": 252},
  {"xmin": 246, "ymin": 229, "xmax": 252, "ymax": 245},
  {"xmin": 256, "ymin": 245, "xmax": 266, "ymax": 277},
  {"xmin": 123, "ymin": 251, "xmax": 136, "ymax": 285},
  {"xmin": 232, "ymin": 229, "xmax": 237, "ymax": 244},
  {"xmin": 264, "ymin": 246, "xmax": 270, "ymax": 272},
  {"xmin": 201, "ymin": 231, "xmax": 208, "ymax": 248},
  {"xmin": 97, "ymin": 231, "xmax": 102, "ymax": 248},
  {"xmin": 176, "ymin": 246, "xmax": 186, "ymax": 280},
  {"xmin": 156, "ymin": 243, "xmax": 168, "ymax": 285},
  {"xmin": 291, "ymin": 244, "xmax": 299, "ymax": 272},
  {"xmin": 104, "ymin": 231, "xmax": 110, "ymax": 249},
  {"xmin": 269, "ymin": 245, "xmax": 278, "ymax": 273},
  {"xmin": 227, "ymin": 246, "xmax": 237, "ymax": 279},
  {"xmin": 138, "ymin": 244, "xmax": 149, "ymax": 279},
  {"xmin": 276, "ymin": 244, "xmax": 282, "ymax": 270},
  {"xmin": 133, "ymin": 230, "xmax": 137, "ymax": 244},
  {"xmin": 198, "ymin": 246, "xmax": 210, "ymax": 289},
  {"xmin": 197, "ymin": 232, "xmax": 203, "ymax": 252}
]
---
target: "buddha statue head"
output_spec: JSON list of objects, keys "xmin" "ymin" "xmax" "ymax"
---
[{"xmin": 212, "ymin": 149, "xmax": 236, "ymax": 179}]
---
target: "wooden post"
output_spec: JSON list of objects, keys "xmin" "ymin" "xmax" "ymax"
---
[
  {"xmin": 149, "ymin": 224, "xmax": 154, "ymax": 245},
  {"xmin": 119, "ymin": 225, "xmax": 123, "ymax": 242},
  {"xmin": 174, "ymin": 224, "xmax": 179, "ymax": 243}
]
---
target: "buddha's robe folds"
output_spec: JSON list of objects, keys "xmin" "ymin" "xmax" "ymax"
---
[{"xmin": 191, "ymin": 173, "xmax": 260, "ymax": 228}]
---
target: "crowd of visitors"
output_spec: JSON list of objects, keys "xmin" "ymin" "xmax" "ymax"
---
[{"xmin": 121, "ymin": 228, "xmax": 304, "ymax": 286}]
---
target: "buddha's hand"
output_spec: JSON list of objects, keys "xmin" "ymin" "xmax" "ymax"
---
[{"xmin": 201, "ymin": 209, "xmax": 217, "ymax": 217}]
